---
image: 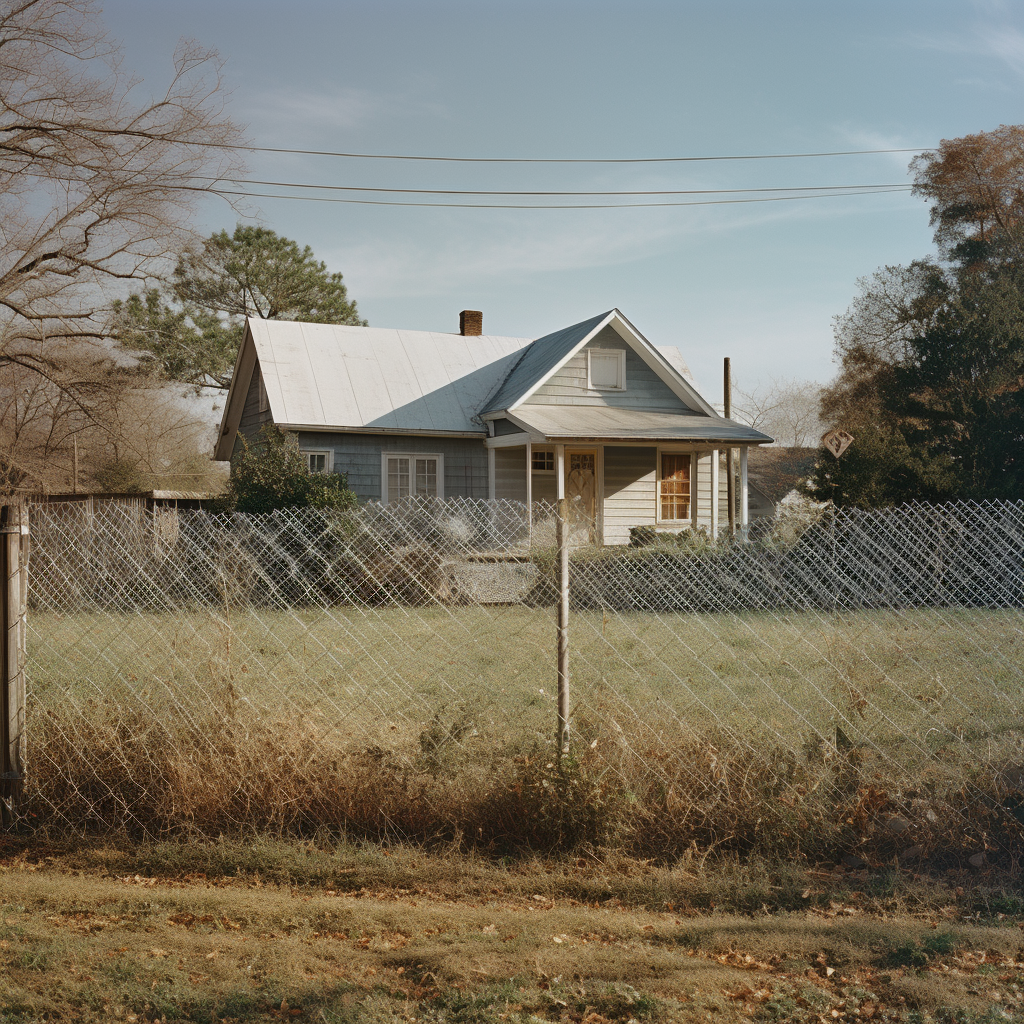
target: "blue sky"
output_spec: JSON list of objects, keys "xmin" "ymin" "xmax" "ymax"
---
[{"xmin": 105, "ymin": 0, "xmax": 1024, "ymax": 399}]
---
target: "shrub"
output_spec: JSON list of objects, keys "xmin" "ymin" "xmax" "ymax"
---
[{"xmin": 226, "ymin": 424, "xmax": 356, "ymax": 514}]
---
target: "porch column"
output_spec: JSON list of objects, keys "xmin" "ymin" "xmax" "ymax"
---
[
  {"xmin": 526, "ymin": 441, "xmax": 533, "ymax": 531},
  {"xmin": 740, "ymin": 445, "xmax": 749, "ymax": 540},
  {"xmin": 487, "ymin": 447, "xmax": 496, "ymax": 500},
  {"xmin": 711, "ymin": 448, "xmax": 720, "ymax": 540},
  {"xmin": 689, "ymin": 451, "xmax": 698, "ymax": 530},
  {"xmin": 555, "ymin": 444, "xmax": 565, "ymax": 501}
]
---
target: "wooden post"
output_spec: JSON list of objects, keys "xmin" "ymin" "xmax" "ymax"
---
[
  {"xmin": 710, "ymin": 449, "xmax": 720, "ymax": 541},
  {"xmin": 72, "ymin": 435, "xmax": 79, "ymax": 494},
  {"xmin": 526, "ymin": 441, "xmax": 533, "ymax": 536},
  {"xmin": 555, "ymin": 444, "xmax": 569, "ymax": 752},
  {"xmin": 1, "ymin": 504, "xmax": 28, "ymax": 825},
  {"xmin": 689, "ymin": 451, "xmax": 698, "ymax": 531},
  {"xmin": 724, "ymin": 358, "xmax": 736, "ymax": 539},
  {"xmin": 740, "ymin": 446, "xmax": 749, "ymax": 540}
]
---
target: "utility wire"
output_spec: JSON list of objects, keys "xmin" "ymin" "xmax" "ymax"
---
[
  {"xmin": 211, "ymin": 185, "xmax": 911, "ymax": 210},
  {"xmin": 209, "ymin": 177, "xmax": 913, "ymax": 197},
  {"xmin": 208, "ymin": 143, "xmax": 928, "ymax": 164}
]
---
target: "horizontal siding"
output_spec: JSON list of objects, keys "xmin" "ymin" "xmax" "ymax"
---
[
  {"xmin": 238, "ymin": 361, "xmax": 272, "ymax": 445},
  {"xmin": 525, "ymin": 326, "xmax": 690, "ymax": 412},
  {"xmin": 296, "ymin": 432, "xmax": 488, "ymax": 502},
  {"xmin": 494, "ymin": 447, "xmax": 527, "ymax": 502},
  {"xmin": 603, "ymin": 446, "xmax": 656, "ymax": 545}
]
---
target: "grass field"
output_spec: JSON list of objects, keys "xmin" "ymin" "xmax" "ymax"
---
[
  {"xmin": 28, "ymin": 604, "xmax": 1024, "ymax": 762},
  {"xmin": 3, "ymin": 836, "xmax": 1024, "ymax": 1023},
  {"xmin": 17, "ymin": 604, "xmax": 1024, "ymax": 857}
]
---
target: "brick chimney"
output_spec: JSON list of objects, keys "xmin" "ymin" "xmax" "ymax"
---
[{"xmin": 459, "ymin": 310, "xmax": 483, "ymax": 336}]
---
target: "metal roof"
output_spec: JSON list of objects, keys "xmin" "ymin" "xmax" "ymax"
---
[
  {"xmin": 505, "ymin": 406, "xmax": 774, "ymax": 443},
  {"xmin": 252, "ymin": 320, "xmax": 534, "ymax": 434},
  {"xmin": 480, "ymin": 311, "xmax": 613, "ymax": 414}
]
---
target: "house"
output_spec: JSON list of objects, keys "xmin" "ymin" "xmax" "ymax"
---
[
  {"xmin": 214, "ymin": 308, "xmax": 773, "ymax": 544},
  {"xmin": 744, "ymin": 447, "xmax": 820, "ymax": 519}
]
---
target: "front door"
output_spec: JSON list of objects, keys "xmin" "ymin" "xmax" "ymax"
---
[{"xmin": 565, "ymin": 450, "xmax": 597, "ymax": 537}]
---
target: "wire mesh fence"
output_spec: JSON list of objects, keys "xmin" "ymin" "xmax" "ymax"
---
[{"xmin": 16, "ymin": 495, "xmax": 1024, "ymax": 863}]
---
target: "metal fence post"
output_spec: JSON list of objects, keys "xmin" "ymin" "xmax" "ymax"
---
[
  {"xmin": 555, "ymin": 445, "xmax": 570, "ymax": 753},
  {"xmin": 1, "ymin": 504, "xmax": 28, "ymax": 825}
]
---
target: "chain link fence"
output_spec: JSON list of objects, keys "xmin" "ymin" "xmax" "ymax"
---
[{"xmin": 16, "ymin": 496, "xmax": 1024, "ymax": 863}]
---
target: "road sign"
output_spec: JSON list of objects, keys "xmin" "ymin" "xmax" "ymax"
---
[{"xmin": 822, "ymin": 429, "xmax": 854, "ymax": 458}]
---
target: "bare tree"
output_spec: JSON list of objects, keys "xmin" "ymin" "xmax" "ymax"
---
[
  {"xmin": 0, "ymin": 0, "xmax": 245, "ymax": 491},
  {"xmin": 733, "ymin": 378, "xmax": 825, "ymax": 448}
]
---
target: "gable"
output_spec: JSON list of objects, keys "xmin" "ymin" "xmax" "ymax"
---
[{"xmin": 524, "ymin": 325, "xmax": 692, "ymax": 413}]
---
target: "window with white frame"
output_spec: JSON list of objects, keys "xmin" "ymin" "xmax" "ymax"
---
[
  {"xmin": 658, "ymin": 452, "xmax": 691, "ymax": 521},
  {"xmin": 382, "ymin": 453, "xmax": 443, "ymax": 501},
  {"xmin": 588, "ymin": 349, "xmax": 626, "ymax": 391},
  {"xmin": 302, "ymin": 449, "xmax": 333, "ymax": 474}
]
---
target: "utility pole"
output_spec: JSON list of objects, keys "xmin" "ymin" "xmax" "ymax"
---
[{"xmin": 724, "ymin": 358, "xmax": 736, "ymax": 539}]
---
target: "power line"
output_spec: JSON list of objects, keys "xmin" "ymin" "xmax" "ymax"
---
[
  {"xmin": 210, "ymin": 185, "xmax": 912, "ymax": 210},
  {"xmin": 213, "ymin": 143, "xmax": 928, "ymax": 164},
  {"xmin": 210, "ymin": 177, "xmax": 913, "ymax": 198}
]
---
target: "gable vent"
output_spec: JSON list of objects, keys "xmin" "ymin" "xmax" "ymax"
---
[{"xmin": 460, "ymin": 310, "xmax": 483, "ymax": 336}]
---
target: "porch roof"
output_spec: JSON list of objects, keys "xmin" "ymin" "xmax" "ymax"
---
[{"xmin": 505, "ymin": 406, "xmax": 773, "ymax": 444}]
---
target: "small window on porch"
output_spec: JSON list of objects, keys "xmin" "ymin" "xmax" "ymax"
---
[
  {"xmin": 531, "ymin": 449, "xmax": 554, "ymax": 472},
  {"xmin": 660, "ymin": 453, "xmax": 690, "ymax": 521}
]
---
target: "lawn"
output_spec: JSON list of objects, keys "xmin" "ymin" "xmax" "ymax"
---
[
  {"xmin": 27, "ymin": 604, "xmax": 1024, "ymax": 765},
  {"xmin": 2, "ymin": 836, "xmax": 1024, "ymax": 1023}
]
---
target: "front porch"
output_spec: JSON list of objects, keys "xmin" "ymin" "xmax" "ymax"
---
[{"xmin": 486, "ymin": 437, "xmax": 752, "ymax": 546}]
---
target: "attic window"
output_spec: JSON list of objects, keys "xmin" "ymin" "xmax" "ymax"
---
[
  {"xmin": 258, "ymin": 372, "xmax": 269, "ymax": 413},
  {"xmin": 588, "ymin": 349, "xmax": 626, "ymax": 391}
]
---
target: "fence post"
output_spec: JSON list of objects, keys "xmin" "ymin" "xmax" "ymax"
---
[
  {"xmin": 555, "ymin": 446, "xmax": 570, "ymax": 752},
  {"xmin": 1, "ymin": 504, "xmax": 28, "ymax": 825}
]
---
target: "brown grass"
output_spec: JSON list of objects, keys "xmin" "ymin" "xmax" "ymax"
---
[
  {"xmin": 23, "ymin": 693, "xmax": 1024, "ymax": 871},
  {"xmin": 2, "ymin": 849, "xmax": 1023, "ymax": 1023}
]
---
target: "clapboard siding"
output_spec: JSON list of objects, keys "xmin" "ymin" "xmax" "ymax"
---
[
  {"xmin": 238, "ymin": 362, "xmax": 272, "ymax": 443},
  {"xmin": 693, "ymin": 451, "xmax": 729, "ymax": 531},
  {"xmin": 525, "ymin": 326, "xmax": 690, "ymax": 412},
  {"xmin": 494, "ymin": 447, "xmax": 527, "ymax": 502},
  {"xmin": 296, "ymin": 432, "xmax": 488, "ymax": 503},
  {"xmin": 603, "ymin": 446, "xmax": 657, "ymax": 545}
]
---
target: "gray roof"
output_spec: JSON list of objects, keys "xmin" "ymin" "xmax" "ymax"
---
[
  {"xmin": 507, "ymin": 406, "xmax": 774, "ymax": 443},
  {"xmin": 481, "ymin": 311, "xmax": 612, "ymax": 414},
  {"xmin": 251, "ymin": 319, "xmax": 533, "ymax": 434}
]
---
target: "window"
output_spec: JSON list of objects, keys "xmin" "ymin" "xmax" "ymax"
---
[
  {"xmin": 302, "ymin": 450, "xmax": 333, "ymax": 474},
  {"xmin": 257, "ymin": 372, "xmax": 269, "ymax": 413},
  {"xmin": 381, "ymin": 453, "xmax": 443, "ymax": 502},
  {"xmin": 531, "ymin": 449, "xmax": 555, "ymax": 472},
  {"xmin": 659, "ymin": 453, "xmax": 690, "ymax": 521},
  {"xmin": 588, "ymin": 349, "xmax": 626, "ymax": 391}
]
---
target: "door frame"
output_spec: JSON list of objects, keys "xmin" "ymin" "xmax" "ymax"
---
[{"xmin": 563, "ymin": 446, "xmax": 603, "ymax": 544}]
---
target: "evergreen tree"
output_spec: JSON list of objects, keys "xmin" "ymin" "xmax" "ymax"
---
[{"xmin": 113, "ymin": 225, "xmax": 366, "ymax": 389}]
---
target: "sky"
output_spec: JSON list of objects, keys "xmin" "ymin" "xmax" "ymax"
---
[{"xmin": 102, "ymin": 0, "xmax": 1024, "ymax": 401}]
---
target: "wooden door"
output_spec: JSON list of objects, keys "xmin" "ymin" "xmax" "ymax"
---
[{"xmin": 566, "ymin": 450, "xmax": 597, "ymax": 533}]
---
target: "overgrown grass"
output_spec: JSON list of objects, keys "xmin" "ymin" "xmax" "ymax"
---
[{"xmin": 21, "ymin": 606, "xmax": 1024, "ymax": 859}]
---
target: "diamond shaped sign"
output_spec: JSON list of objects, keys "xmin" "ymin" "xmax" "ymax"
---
[{"xmin": 822, "ymin": 429, "xmax": 854, "ymax": 458}]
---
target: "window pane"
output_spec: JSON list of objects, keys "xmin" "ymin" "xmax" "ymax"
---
[
  {"xmin": 387, "ymin": 457, "xmax": 409, "ymax": 500},
  {"xmin": 307, "ymin": 453, "xmax": 327, "ymax": 474},
  {"xmin": 415, "ymin": 458, "xmax": 437, "ymax": 497},
  {"xmin": 590, "ymin": 352, "xmax": 622, "ymax": 389},
  {"xmin": 532, "ymin": 450, "xmax": 554, "ymax": 471},
  {"xmin": 660, "ymin": 454, "xmax": 690, "ymax": 520}
]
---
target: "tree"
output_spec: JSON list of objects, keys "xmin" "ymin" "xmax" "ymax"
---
[
  {"xmin": 227, "ymin": 424, "xmax": 356, "ymax": 514},
  {"xmin": 0, "ymin": 0, "xmax": 244, "ymax": 491},
  {"xmin": 733, "ymin": 378, "xmax": 825, "ymax": 448},
  {"xmin": 113, "ymin": 225, "xmax": 366, "ymax": 389},
  {"xmin": 911, "ymin": 125, "xmax": 1024, "ymax": 263},
  {"xmin": 809, "ymin": 126, "xmax": 1024, "ymax": 506}
]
